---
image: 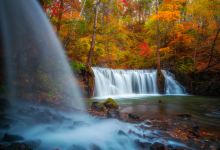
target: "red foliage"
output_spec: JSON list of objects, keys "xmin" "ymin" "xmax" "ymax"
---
[
  {"xmin": 45, "ymin": 1, "xmax": 60, "ymax": 16},
  {"xmin": 139, "ymin": 42, "xmax": 151, "ymax": 57},
  {"xmin": 121, "ymin": 0, "xmax": 129, "ymax": 6}
]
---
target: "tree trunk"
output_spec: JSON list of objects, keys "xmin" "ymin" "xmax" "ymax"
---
[
  {"xmin": 56, "ymin": 0, "xmax": 64, "ymax": 34},
  {"xmin": 193, "ymin": 47, "xmax": 197, "ymax": 72},
  {"xmin": 207, "ymin": 27, "xmax": 220, "ymax": 69},
  {"xmin": 155, "ymin": 0, "xmax": 164, "ymax": 94},
  {"xmin": 87, "ymin": 1, "xmax": 99, "ymax": 67}
]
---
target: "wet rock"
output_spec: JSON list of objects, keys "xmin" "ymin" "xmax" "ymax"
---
[
  {"xmin": 118, "ymin": 130, "xmax": 127, "ymax": 136},
  {"xmin": 167, "ymin": 144, "xmax": 185, "ymax": 150},
  {"xmin": 134, "ymin": 139, "xmax": 151, "ymax": 150},
  {"xmin": 128, "ymin": 113, "xmax": 140, "ymax": 120},
  {"xmin": 107, "ymin": 109, "xmax": 120, "ymax": 119},
  {"xmin": 150, "ymin": 142, "xmax": 165, "ymax": 150},
  {"xmin": 91, "ymin": 102, "xmax": 106, "ymax": 112},
  {"xmin": 2, "ymin": 133, "xmax": 24, "ymax": 142},
  {"xmin": 90, "ymin": 144, "xmax": 101, "ymax": 150},
  {"xmin": 192, "ymin": 125, "xmax": 200, "ymax": 137},
  {"xmin": 177, "ymin": 114, "xmax": 192, "ymax": 120}
]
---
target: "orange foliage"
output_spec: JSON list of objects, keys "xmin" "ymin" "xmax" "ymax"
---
[
  {"xmin": 153, "ymin": 11, "xmax": 180, "ymax": 22},
  {"xmin": 159, "ymin": 47, "xmax": 172, "ymax": 53}
]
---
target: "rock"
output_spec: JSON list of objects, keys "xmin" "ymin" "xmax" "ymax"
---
[
  {"xmin": 103, "ymin": 98, "xmax": 119, "ymax": 110},
  {"xmin": 150, "ymin": 142, "xmax": 165, "ymax": 150},
  {"xmin": 167, "ymin": 144, "xmax": 185, "ymax": 150},
  {"xmin": 128, "ymin": 113, "xmax": 140, "ymax": 120},
  {"xmin": 118, "ymin": 130, "xmax": 127, "ymax": 136},
  {"xmin": 177, "ymin": 113, "xmax": 192, "ymax": 120},
  {"xmin": 190, "ymin": 125, "xmax": 200, "ymax": 137},
  {"xmin": 90, "ymin": 144, "xmax": 101, "ymax": 150},
  {"xmin": 134, "ymin": 139, "xmax": 151, "ymax": 149},
  {"xmin": 2, "ymin": 133, "xmax": 24, "ymax": 142},
  {"xmin": 91, "ymin": 102, "xmax": 106, "ymax": 112},
  {"xmin": 106, "ymin": 109, "xmax": 120, "ymax": 119}
]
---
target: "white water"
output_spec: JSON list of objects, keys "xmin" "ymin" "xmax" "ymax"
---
[
  {"xmin": 92, "ymin": 67, "xmax": 186, "ymax": 98},
  {"xmin": 0, "ymin": 0, "xmax": 84, "ymax": 109},
  {"xmin": 1, "ymin": 103, "xmax": 188, "ymax": 150}
]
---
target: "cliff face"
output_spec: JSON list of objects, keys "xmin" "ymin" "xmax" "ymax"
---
[
  {"xmin": 74, "ymin": 66, "xmax": 95, "ymax": 98},
  {"xmin": 172, "ymin": 70, "xmax": 220, "ymax": 96}
]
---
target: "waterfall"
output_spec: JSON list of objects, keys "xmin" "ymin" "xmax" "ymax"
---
[
  {"xmin": 0, "ymin": 0, "xmax": 84, "ymax": 109},
  {"xmin": 162, "ymin": 70, "xmax": 186, "ymax": 95},
  {"xmin": 92, "ymin": 67, "xmax": 186, "ymax": 97}
]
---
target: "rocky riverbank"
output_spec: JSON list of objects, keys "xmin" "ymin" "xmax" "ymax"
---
[{"xmin": 89, "ymin": 98, "xmax": 220, "ymax": 150}]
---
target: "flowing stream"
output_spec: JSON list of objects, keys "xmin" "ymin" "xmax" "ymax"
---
[{"xmin": 92, "ymin": 67, "xmax": 186, "ymax": 98}]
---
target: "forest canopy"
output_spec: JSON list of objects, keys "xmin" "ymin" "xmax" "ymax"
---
[{"xmin": 40, "ymin": 0, "xmax": 220, "ymax": 73}]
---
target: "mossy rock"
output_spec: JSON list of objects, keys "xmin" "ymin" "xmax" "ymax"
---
[
  {"xmin": 91, "ymin": 102, "xmax": 106, "ymax": 112},
  {"xmin": 103, "ymin": 98, "xmax": 119, "ymax": 110},
  {"xmin": 91, "ymin": 98, "xmax": 119, "ymax": 112}
]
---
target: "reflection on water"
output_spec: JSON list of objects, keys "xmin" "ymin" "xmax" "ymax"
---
[{"xmin": 117, "ymin": 96, "xmax": 220, "ymax": 131}]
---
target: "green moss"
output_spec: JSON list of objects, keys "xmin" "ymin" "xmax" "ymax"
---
[
  {"xmin": 91, "ymin": 98, "xmax": 119, "ymax": 111},
  {"xmin": 103, "ymin": 98, "xmax": 119, "ymax": 109},
  {"xmin": 70, "ymin": 60, "xmax": 85, "ymax": 72}
]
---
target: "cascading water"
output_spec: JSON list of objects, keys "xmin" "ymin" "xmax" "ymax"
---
[
  {"xmin": 0, "ymin": 0, "xmax": 83, "ymax": 109},
  {"xmin": 92, "ymin": 67, "xmax": 186, "ymax": 98},
  {"xmin": 162, "ymin": 70, "xmax": 186, "ymax": 95}
]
